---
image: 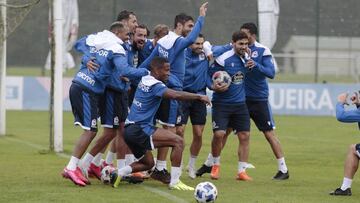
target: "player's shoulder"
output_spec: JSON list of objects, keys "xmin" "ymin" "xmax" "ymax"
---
[
  {"xmin": 253, "ymin": 41, "xmax": 271, "ymax": 56},
  {"xmin": 157, "ymin": 31, "xmax": 180, "ymax": 49},
  {"xmin": 86, "ymin": 30, "xmax": 126, "ymax": 55},
  {"xmin": 140, "ymin": 75, "xmax": 165, "ymax": 87},
  {"xmin": 215, "ymin": 49, "xmax": 235, "ymax": 67}
]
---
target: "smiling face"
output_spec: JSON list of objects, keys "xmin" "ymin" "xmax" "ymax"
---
[
  {"xmin": 233, "ymin": 38, "xmax": 249, "ymax": 56},
  {"xmin": 190, "ymin": 36, "xmax": 205, "ymax": 54},
  {"xmin": 133, "ymin": 27, "xmax": 147, "ymax": 50}
]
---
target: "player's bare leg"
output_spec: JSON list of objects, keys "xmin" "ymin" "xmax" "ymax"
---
[
  {"xmin": 330, "ymin": 144, "xmax": 358, "ymax": 196},
  {"xmin": 263, "ymin": 130, "xmax": 289, "ymax": 180},
  {"xmin": 210, "ymin": 130, "xmax": 225, "ymax": 179},
  {"xmin": 236, "ymin": 131, "xmax": 252, "ymax": 181},
  {"xmin": 186, "ymin": 125, "xmax": 204, "ymax": 178},
  {"xmin": 151, "ymin": 125, "xmax": 173, "ymax": 184}
]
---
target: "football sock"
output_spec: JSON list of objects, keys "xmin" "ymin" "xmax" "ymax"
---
[
  {"xmin": 213, "ymin": 156, "xmax": 220, "ymax": 165},
  {"xmin": 341, "ymin": 177, "xmax": 352, "ymax": 190},
  {"xmin": 118, "ymin": 165, "xmax": 132, "ymax": 177},
  {"xmin": 188, "ymin": 155, "xmax": 197, "ymax": 168},
  {"xmin": 105, "ymin": 151, "xmax": 115, "ymax": 165},
  {"xmin": 117, "ymin": 159, "xmax": 126, "ymax": 170},
  {"xmin": 277, "ymin": 157, "xmax": 288, "ymax": 173},
  {"xmin": 204, "ymin": 153, "xmax": 213, "ymax": 167},
  {"xmin": 66, "ymin": 156, "xmax": 80, "ymax": 171},
  {"xmin": 156, "ymin": 160, "xmax": 167, "ymax": 171},
  {"xmin": 170, "ymin": 166, "xmax": 181, "ymax": 185},
  {"xmin": 238, "ymin": 161, "xmax": 248, "ymax": 173},
  {"xmin": 81, "ymin": 153, "xmax": 94, "ymax": 170},
  {"xmin": 92, "ymin": 153, "xmax": 103, "ymax": 167}
]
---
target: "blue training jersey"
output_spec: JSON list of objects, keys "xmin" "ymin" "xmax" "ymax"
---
[
  {"xmin": 138, "ymin": 39, "xmax": 154, "ymax": 66},
  {"xmin": 75, "ymin": 32, "xmax": 149, "ymax": 92},
  {"xmin": 73, "ymin": 30, "xmax": 127, "ymax": 94},
  {"xmin": 207, "ymin": 49, "xmax": 249, "ymax": 104},
  {"xmin": 126, "ymin": 75, "xmax": 168, "ymax": 135},
  {"xmin": 245, "ymin": 41, "xmax": 275, "ymax": 100},
  {"xmin": 138, "ymin": 16, "xmax": 205, "ymax": 89},
  {"xmin": 336, "ymin": 103, "xmax": 360, "ymax": 122},
  {"xmin": 183, "ymin": 48, "xmax": 209, "ymax": 94}
]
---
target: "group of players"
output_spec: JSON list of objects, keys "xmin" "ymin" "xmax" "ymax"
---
[{"xmin": 61, "ymin": 2, "xmax": 290, "ymax": 191}]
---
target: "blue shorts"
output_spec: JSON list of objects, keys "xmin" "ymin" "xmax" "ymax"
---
[
  {"xmin": 99, "ymin": 88, "xmax": 128, "ymax": 129},
  {"xmin": 246, "ymin": 100, "xmax": 275, "ymax": 131},
  {"xmin": 124, "ymin": 124, "xmax": 155, "ymax": 159},
  {"xmin": 179, "ymin": 100, "xmax": 207, "ymax": 125},
  {"xmin": 69, "ymin": 82, "xmax": 100, "ymax": 132},
  {"xmin": 155, "ymin": 98, "xmax": 179, "ymax": 127},
  {"xmin": 212, "ymin": 103, "xmax": 250, "ymax": 132}
]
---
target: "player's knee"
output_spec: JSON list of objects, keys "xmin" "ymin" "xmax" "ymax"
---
[
  {"xmin": 174, "ymin": 136, "xmax": 184, "ymax": 150},
  {"xmin": 213, "ymin": 131, "xmax": 225, "ymax": 139},
  {"xmin": 176, "ymin": 128, "xmax": 185, "ymax": 137}
]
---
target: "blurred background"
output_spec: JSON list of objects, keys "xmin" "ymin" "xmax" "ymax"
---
[{"xmin": 5, "ymin": 0, "xmax": 360, "ymax": 83}]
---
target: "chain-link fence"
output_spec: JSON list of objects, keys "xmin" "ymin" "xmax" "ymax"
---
[{"xmin": 5, "ymin": 0, "xmax": 360, "ymax": 83}]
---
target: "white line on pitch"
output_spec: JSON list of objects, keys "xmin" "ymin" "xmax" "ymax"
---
[{"xmin": 3, "ymin": 136, "xmax": 189, "ymax": 203}]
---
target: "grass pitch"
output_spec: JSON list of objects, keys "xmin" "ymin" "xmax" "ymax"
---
[{"xmin": 1, "ymin": 110, "xmax": 360, "ymax": 202}]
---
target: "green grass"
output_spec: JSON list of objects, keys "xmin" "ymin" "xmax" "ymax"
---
[
  {"xmin": 6, "ymin": 66, "xmax": 358, "ymax": 83},
  {"xmin": 1, "ymin": 110, "xmax": 360, "ymax": 202}
]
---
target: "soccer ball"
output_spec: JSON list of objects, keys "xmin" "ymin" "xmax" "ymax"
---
[
  {"xmin": 194, "ymin": 181, "xmax": 218, "ymax": 203},
  {"xmin": 100, "ymin": 165, "xmax": 116, "ymax": 184},
  {"xmin": 212, "ymin": 71, "xmax": 231, "ymax": 88}
]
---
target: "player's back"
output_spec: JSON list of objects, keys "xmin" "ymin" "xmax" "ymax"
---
[
  {"xmin": 126, "ymin": 75, "xmax": 167, "ymax": 131},
  {"xmin": 73, "ymin": 31, "xmax": 125, "ymax": 94}
]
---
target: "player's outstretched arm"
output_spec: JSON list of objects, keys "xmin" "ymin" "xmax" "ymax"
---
[{"xmin": 163, "ymin": 89, "xmax": 211, "ymax": 105}]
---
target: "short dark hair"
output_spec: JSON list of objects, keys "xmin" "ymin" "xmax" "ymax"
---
[
  {"xmin": 174, "ymin": 13, "xmax": 194, "ymax": 29},
  {"xmin": 232, "ymin": 30, "xmax": 249, "ymax": 42},
  {"xmin": 109, "ymin": 22, "xmax": 125, "ymax": 32},
  {"xmin": 198, "ymin": 33, "xmax": 204, "ymax": 39},
  {"xmin": 117, "ymin": 10, "xmax": 135, "ymax": 21},
  {"xmin": 135, "ymin": 24, "xmax": 150, "ymax": 37},
  {"xmin": 240, "ymin": 22, "xmax": 258, "ymax": 35},
  {"xmin": 150, "ymin": 57, "xmax": 169, "ymax": 71}
]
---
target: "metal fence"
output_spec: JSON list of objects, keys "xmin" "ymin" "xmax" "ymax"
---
[{"xmin": 5, "ymin": 0, "xmax": 360, "ymax": 83}]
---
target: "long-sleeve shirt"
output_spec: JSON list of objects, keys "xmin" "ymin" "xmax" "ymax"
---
[{"xmin": 138, "ymin": 16, "xmax": 205, "ymax": 89}]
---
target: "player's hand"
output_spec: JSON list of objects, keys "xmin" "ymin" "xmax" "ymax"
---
[
  {"xmin": 245, "ymin": 59, "xmax": 256, "ymax": 69},
  {"xmin": 199, "ymin": 2, "xmax": 208, "ymax": 17},
  {"xmin": 207, "ymin": 54, "xmax": 214, "ymax": 61},
  {"xmin": 120, "ymin": 76, "xmax": 130, "ymax": 82},
  {"xmin": 212, "ymin": 82, "xmax": 228, "ymax": 93},
  {"xmin": 350, "ymin": 91, "xmax": 360, "ymax": 105},
  {"xmin": 199, "ymin": 95, "xmax": 211, "ymax": 106},
  {"xmin": 337, "ymin": 92, "xmax": 348, "ymax": 105},
  {"xmin": 86, "ymin": 57, "xmax": 99, "ymax": 72}
]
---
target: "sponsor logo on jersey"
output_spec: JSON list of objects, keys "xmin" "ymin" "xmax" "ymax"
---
[
  {"xmin": 89, "ymin": 47, "xmax": 109, "ymax": 57},
  {"xmin": 138, "ymin": 82, "xmax": 150, "ymax": 92},
  {"xmin": 158, "ymin": 46, "xmax": 169, "ymax": 58},
  {"xmin": 199, "ymin": 53, "xmax": 206, "ymax": 61},
  {"xmin": 251, "ymin": 51, "xmax": 258, "ymax": 58},
  {"xmin": 133, "ymin": 98, "xmax": 142, "ymax": 108},
  {"xmin": 232, "ymin": 71, "xmax": 244, "ymax": 84},
  {"xmin": 77, "ymin": 72, "xmax": 95, "ymax": 86}
]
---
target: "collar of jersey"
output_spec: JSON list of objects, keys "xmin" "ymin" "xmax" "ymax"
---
[
  {"xmin": 141, "ymin": 75, "xmax": 163, "ymax": 87},
  {"xmin": 157, "ymin": 31, "xmax": 180, "ymax": 49}
]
